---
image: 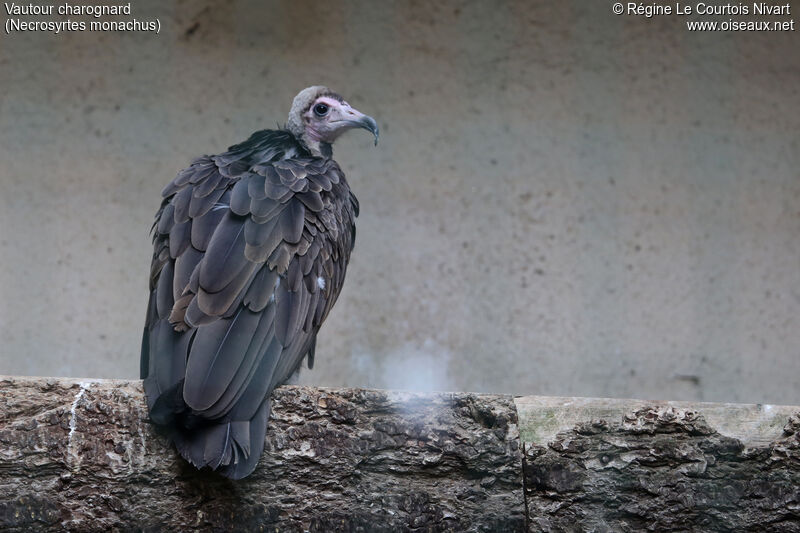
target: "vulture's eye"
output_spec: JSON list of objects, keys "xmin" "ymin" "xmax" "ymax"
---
[{"xmin": 313, "ymin": 103, "xmax": 329, "ymax": 117}]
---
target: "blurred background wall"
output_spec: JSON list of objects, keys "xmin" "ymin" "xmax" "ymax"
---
[{"xmin": 1, "ymin": 0, "xmax": 798, "ymax": 404}]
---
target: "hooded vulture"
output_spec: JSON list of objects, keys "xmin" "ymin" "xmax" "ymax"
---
[{"xmin": 140, "ymin": 86, "xmax": 378, "ymax": 479}]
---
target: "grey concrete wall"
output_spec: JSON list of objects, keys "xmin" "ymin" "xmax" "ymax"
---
[{"xmin": 1, "ymin": 0, "xmax": 798, "ymax": 404}]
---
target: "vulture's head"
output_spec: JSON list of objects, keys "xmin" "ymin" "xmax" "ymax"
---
[{"xmin": 287, "ymin": 86, "xmax": 379, "ymax": 156}]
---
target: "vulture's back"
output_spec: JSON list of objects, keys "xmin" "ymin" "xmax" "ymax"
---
[{"xmin": 141, "ymin": 129, "xmax": 358, "ymax": 479}]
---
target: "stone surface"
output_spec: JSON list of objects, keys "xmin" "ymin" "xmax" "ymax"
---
[
  {"xmin": 522, "ymin": 405, "xmax": 800, "ymax": 532},
  {"xmin": 3, "ymin": 376, "xmax": 800, "ymax": 531},
  {"xmin": 0, "ymin": 376, "xmax": 524, "ymax": 532},
  {"xmin": 515, "ymin": 395, "xmax": 800, "ymax": 448},
  {"xmin": 1, "ymin": 1, "xmax": 799, "ymax": 405}
]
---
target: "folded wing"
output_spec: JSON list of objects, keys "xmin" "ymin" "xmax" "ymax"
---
[{"xmin": 141, "ymin": 130, "xmax": 358, "ymax": 479}]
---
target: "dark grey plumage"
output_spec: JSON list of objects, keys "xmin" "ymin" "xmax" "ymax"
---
[{"xmin": 141, "ymin": 87, "xmax": 375, "ymax": 479}]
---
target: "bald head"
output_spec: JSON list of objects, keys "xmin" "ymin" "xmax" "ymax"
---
[{"xmin": 287, "ymin": 86, "xmax": 378, "ymax": 156}]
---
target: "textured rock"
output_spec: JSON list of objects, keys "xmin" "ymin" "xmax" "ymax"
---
[
  {"xmin": 2, "ymin": 377, "xmax": 800, "ymax": 531},
  {"xmin": 521, "ymin": 404, "xmax": 800, "ymax": 532},
  {"xmin": 0, "ymin": 376, "xmax": 523, "ymax": 532}
]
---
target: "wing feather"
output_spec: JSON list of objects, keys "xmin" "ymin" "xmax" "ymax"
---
[
  {"xmin": 184, "ymin": 297, "xmax": 218, "ymax": 327},
  {"xmin": 172, "ymin": 186, "xmax": 193, "ymax": 223},
  {"xmin": 251, "ymin": 196, "xmax": 285, "ymax": 220},
  {"xmin": 230, "ymin": 179, "xmax": 251, "ymax": 216},
  {"xmin": 201, "ymin": 302, "xmax": 276, "ymax": 419},
  {"xmin": 243, "ymin": 216, "xmax": 282, "ymax": 263},
  {"xmin": 183, "ymin": 307, "xmax": 262, "ymax": 411},
  {"xmin": 168, "ymin": 221, "xmax": 191, "ymax": 258},
  {"xmin": 279, "ymin": 200, "xmax": 305, "ymax": 244},
  {"xmin": 193, "ymin": 169, "xmax": 224, "ymax": 198},
  {"xmin": 157, "ymin": 203, "xmax": 175, "ymax": 234},
  {"xmin": 247, "ymin": 174, "xmax": 267, "ymax": 199},
  {"xmin": 198, "ymin": 213, "xmax": 250, "ymax": 293},
  {"xmin": 190, "ymin": 195, "xmax": 228, "ymax": 250},
  {"xmin": 196, "ymin": 261, "xmax": 258, "ymax": 316},
  {"xmin": 188, "ymin": 184, "xmax": 227, "ymax": 218},
  {"xmin": 298, "ymin": 190, "xmax": 323, "ymax": 211},
  {"xmin": 155, "ymin": 261, "xmax": 174, "ymax": 319},
  {"xmin": 243, "ymin": 266, "xmax": 278, "ymax": 312}
]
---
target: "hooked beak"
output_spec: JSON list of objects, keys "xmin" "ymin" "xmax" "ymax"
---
[
  {"xmin": 343, "ymin": 114, "xmax": 379, "ymax": 146},
  {"xmin": 334, "ymin": 103, "xmax": 379, "ymax": 146}
]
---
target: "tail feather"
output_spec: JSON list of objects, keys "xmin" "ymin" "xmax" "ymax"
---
[
  {"xmin": 219, "ymin": 398, "xmax": 271, "ymax": 480},
  {"xmin": 230, "ymin": 420, "xmax": 251, "ymax": 458},
  {"xmin": 142, "ymin": 290, "xmax": 280, "ymax": 479},
  {"xmin": 145, "ymin": 374, "xmax": 272, "ymax": 478},
  {"xmin": 167, "ymin": 398, "xmax": 270, "ymax": 479},
  {"xmin": 204, "ymin": 423, "xmax": 232, "ymax": 469}
]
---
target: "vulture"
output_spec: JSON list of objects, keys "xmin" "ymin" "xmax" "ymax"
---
[{"xmin": 140, "ymin": 86, "xmax": 378, "ymax": 479}]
